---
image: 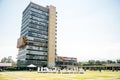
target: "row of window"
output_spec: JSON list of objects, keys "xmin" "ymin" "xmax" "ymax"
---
[
  {"xmin": 56, "ymin": 62, "xmax": 76, "ymax": 65},
  {"xmin": 22, "ymin": 15, "xmax": 30, "ymax": 26},
  {"xmin": 31, "ymin": 3, "xmax": 48, "ymax": 12},
  {"xmin": 28, "ymin": 31, "xmax": 47, "ymax": 39},
  {"xmin": 26, "ymin": 45, "xmax": 47, "ymax": 51},
  {"xmin": 27, "ymin": 50, "xmax": 47, "ymax": 55},
  {"xmin": 21, "ymin": 31, "xmax": 28, "ymax": 36},
  {"xmin": 29, "ymin": 25, "xmax": 47, "ymax": 32},
  {"xmin": 21, "ymin": 26, "xmax": 28, "ymax": 36},
  {"xmin": 21, "ymin": 15, "xmax": 48, "ymax": 31},
  {"xmin": 17, "ymin": 60, "xmax": 26, "ymax": 65},
  {"xmin": 27, "ymin": 35, "xmax": 47, "ymax": 40},
  {"xmin": 30, "ymin": 15, "xmax": 48, "ymax": 24},
  {"xmin": 28, "ymin": 43, "xmax": 47, "ymax": 48},
  {"xmin": 18, "ymin": 47, "xmax": 47, "ymax": 55},
  {"xmin": 23, "ymin": 6, "xmax": 31, "ymax": 19},
  {"xmin": 34, "ymin": 39, "xmax": 48, "ymax": 44},
  {"xmin": 17, "ymin": 55, "xmax": 26, "ymax": 60},
  {"xmin": 31, "ymin": 22, "xmax": 48, "ymax": 29},
  {"xmin": 27, "ymin": 48, "xmax": 47, "ymax": 52},
  {"xmin": 30, "ymin": 6, "xmax": 48, "ymax": 16},
  {"xmin": 26, "ymin": 60, "xmax": 47, "ymax": 65},
  {"xmin": 19, "ymin": 48, "xmax": 27, "ymax": 54},
  {"xmin": 17, "ymin": 52, "xmax": 26, "ymax": 60},
  {"xmin": 30, "ymin": 18, "xmax": 47, "ymax": 27},
  {"xmin": 21, "ymin": 19, "xmax": 48, "ymax": 36},
  {"xmin": 22, "ymin": 3, "xmax": 48, "ymax": 26},
  {"xmin": 28, "ymin": 36, "xmax": 47, "ymax": 44},
  {"xmin": 26, "ymin": 54, "xmax": 47, "ymax": 60},
  {"xmin": 30, "ymin": 11, "xmax": 48, "ymax": 20},
  {"xmin": 30, "ymin": 8, "xmax": 48, "ymax": 16},
  {"xmin": 30, "ymin": 21, "xmax": 47, "ymax": 28},
  {"xmin": 22, "ymin": 19, "xmax": 29, "ymax": 29},
  {"xmin": 21, "ymin": 21, "xmax": 48, "ymax": 36},
  {"xmin": 28, "ymin": 28, "xmax": 47, "ymax": 35},
  {"xmin": 28, "ymin": 35, "xmax": 47, "ymax": 44},
  {"xmin": 27, "ymin": 36, "xmax": 48, "ymax": 43},
  {"xmin": 34, "ymin": 38, "xmax": 47, "ymax": 43},
  {"xmin": 29, "ymin": 24, "xmax": 47, "ymax": 31}
]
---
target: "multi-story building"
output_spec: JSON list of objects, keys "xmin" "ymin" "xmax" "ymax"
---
[{"xmin": 17, "ymin": 2, "xmax": 57, "ymax": 68}]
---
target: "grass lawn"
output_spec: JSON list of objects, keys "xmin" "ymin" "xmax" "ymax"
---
[{"xmin": 0, "ymin": 70, "xmax": 120, "ymax": 80}]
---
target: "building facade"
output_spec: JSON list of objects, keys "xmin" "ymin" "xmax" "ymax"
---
[
  {"xmin": 17, "ymin": 2, "xmax": 57, "ymax": 68},
  {"xmin": 56, "ymin": 56, "xmax": 78, "ymax": 69}
]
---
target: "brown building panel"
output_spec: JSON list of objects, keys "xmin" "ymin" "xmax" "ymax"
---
[{"xmin": 48, "ymin": 5, "xmax": 56, "ymax": 67}]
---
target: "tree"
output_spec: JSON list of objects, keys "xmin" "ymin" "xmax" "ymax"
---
[
  {"xmin": 107, "ymin": 60, "xmax": 116, "ymax": 64},
  {"xmin": 1, "ymin": 57, "xmax": 8, "ymax": 63},
  {"xmin": 7, "ymin": 56, "xmax": 12, "ymax": 63},
  {"xmin": 96, "ymin": 60, "xmax": 101, "ymax": 65},
  {"xmin": 77, "ymin": 62, "xmax": 83, "ymax": 66},
  {"xmin": 88, "ymin": 60, "xmax": 95, "ymax": 65},
  {"xmin": 101, "ymin": 61, "xmax": 107, "ymax": 64},
  {"xmin": 81, "ymin": 61, "xmax": 89, "ymax": 66},
  {"xmin": 117, "ymin": 59, "xmax": 120, "ymax": 64},
  {"xmin": 0, "ymin": 56, "xmax": 16, "ymax": 67}
]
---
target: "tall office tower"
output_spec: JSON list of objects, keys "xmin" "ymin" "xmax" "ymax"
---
[{"xmin": 17, "ymin": 2, "xmax": 57, "ymax": 68}]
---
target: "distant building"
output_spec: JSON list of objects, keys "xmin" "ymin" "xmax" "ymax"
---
[
  {"xmin": 17, "ymin": 2, "xmax": 57, "ymax": 68},
  {"xmin": 0, "ymin": 63, "xmax": 12, "ymax": 71},
  {"xmin": 0, "ymin": 63, "xmax": 12, "ymax": 67},
  {"xmin": 56, "ymin": 56, "xmax": 78, "ymax": 69}
]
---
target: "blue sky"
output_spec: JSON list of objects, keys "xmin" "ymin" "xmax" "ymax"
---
[{"xmin": 0, "ymin": 0, "xmax": 120, "ymax": 61}]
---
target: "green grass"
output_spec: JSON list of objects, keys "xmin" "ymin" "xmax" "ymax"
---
[
  {"xmin": 0, "ymin": 71, "xmax": 120, "ymax": 80},
  {"xmin": 0, "ymin": 74, "xmax": 16, "ymax": 80}
]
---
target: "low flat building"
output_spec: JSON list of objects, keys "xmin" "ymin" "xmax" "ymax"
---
[
  {"xmin": 56, "ymin": 56, "xmax": 78, "ymax": 69},
  {"xmin": 82, "ymin": 64, "xmax": 120, "ymax": 71},
  {"xmin": 0, "ymin": 63, "xmax": 12, "ymax": 71},
  {"xmin": 0, "ymin": 63, "xmax": 12, "ymax": 67}
]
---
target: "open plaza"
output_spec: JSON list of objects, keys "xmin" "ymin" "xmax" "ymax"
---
[{"xmin": 0, "ymin": 70, "xmax": 120, "ymax": 80}]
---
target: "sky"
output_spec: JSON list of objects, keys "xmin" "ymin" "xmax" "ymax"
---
[{"xmin": 0, "ymin": 0, "xmax": 120, "ymax": 61}]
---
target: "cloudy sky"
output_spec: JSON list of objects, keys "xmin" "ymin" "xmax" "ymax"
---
[{"xmin": 0, "ymin": 0, "xmax": 120, "ymax": 61}]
